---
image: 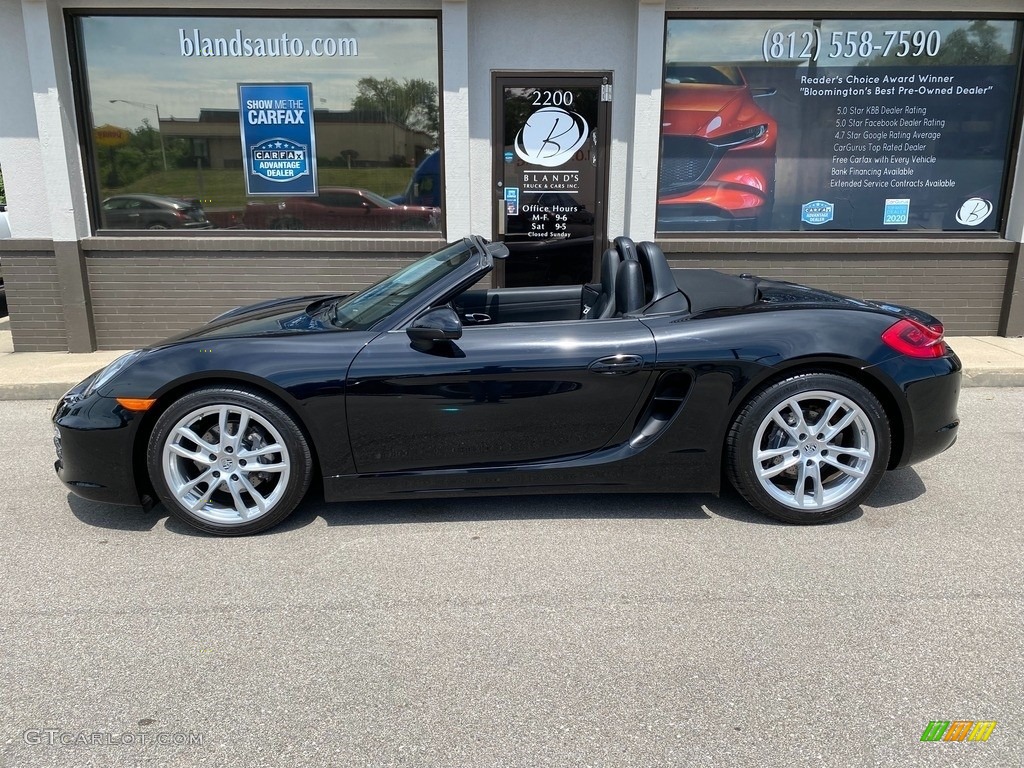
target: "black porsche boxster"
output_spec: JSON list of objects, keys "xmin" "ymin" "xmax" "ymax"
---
[{"xmin": 54, "ymin": 236, "xmax": 960, "ymax": 535}]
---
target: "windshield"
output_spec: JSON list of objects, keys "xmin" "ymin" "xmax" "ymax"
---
[
  {"xmin": 361, "ymin": 190, "xmax": 398, "ymax": 208},
  {"xmin": 332, "ymin": 240, "xmax": 478, "ymax": 330}
]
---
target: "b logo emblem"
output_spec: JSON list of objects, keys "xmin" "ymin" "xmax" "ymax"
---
[
  {"xmin": 514, "ymin": 107, "xmax": 589, "ymax": 168},
  {"xmin": 955, "ymin": 198, "xmax": 993, "ymax": 227}
]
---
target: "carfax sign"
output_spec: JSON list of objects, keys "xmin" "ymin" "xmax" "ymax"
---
[{"xmin": 238, "ymin": 83, "xmax": 317, "ymax": 196}]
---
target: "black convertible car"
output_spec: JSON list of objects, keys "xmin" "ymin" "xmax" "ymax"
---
[{"xmin": 54, "ymin": 236, "xmax": 960, "ymax": 535}]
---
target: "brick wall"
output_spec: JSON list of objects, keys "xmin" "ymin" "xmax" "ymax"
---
[
  {"xmin": 658, "ymin": 240, "xmax": 1015, "ymax": 336},
  {"xmin": 1, "ymin": 246, "xmax": 68, "ymax": 351},
  {"xmin": 2, "ymin": 236, "xmax": 1016, "ymax": 351},
  {"xmin": 84, "ymin": 239, "xmax": 443, "ymax": 349}
]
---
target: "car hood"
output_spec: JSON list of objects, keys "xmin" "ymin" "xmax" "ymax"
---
[
  {"xmin": 661, "ymin": 84, "xmax": 766, "ymax": 138},
  {"xmin": 155, "ymin": 293, "xmax": 349, "ymax": 346}
]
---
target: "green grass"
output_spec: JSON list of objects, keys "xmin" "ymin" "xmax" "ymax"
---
[{"xmin": 103, "ymin": 167, "xmax": 414, "ymax": 209}]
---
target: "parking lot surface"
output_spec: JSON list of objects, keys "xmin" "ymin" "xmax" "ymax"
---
[{"xmin": 1, "ymin": 390, "xmax": 1022, "ymax": 767}]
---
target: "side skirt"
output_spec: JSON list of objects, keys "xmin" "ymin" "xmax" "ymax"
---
[{"xmin": 323, "ymin": 449, "xmax": 720, "ymax": 503}]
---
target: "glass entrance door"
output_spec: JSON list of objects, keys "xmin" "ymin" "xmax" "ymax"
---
[{"xmin": 494, "ymin": 74, "xmax": 611, "ymax": 287}]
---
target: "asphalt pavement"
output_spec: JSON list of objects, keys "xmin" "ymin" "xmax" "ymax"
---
[{"xmin": 1, "ymin": 389, "xmax": 1022, "ymax": 767}]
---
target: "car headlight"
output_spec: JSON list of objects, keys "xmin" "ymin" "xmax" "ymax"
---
[
  {"xmin": 84, "ymin": 350, "xmax": 145, "ymax": 396},
  {"xmin": 708, "ymin": 124, "xmax": 768, "ymax": 148}
]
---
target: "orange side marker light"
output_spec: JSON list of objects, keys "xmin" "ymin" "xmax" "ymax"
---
[{"xmin": 116, "ymin": 397, "xmax": 157, "ymax": 411}]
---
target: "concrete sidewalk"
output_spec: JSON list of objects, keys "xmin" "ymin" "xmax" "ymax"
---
[
  {"xmin": 0, "ymin": 317, "xmax": 129, "ymax": 400},
  {"xmin": 0, "ymin": 315, "xmax": 1022, "ymax": 400}
]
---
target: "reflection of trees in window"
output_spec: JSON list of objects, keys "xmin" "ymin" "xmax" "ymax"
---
[
  {"xmin": 98, "ymin": 121, "xmax": 191, "ymax": 190},
  {"xmin": 339, "ymin": 148, "xmax": 359, "ymax": 169},
  {"xmin": 936, "ymin": 21, "xmax": 1012, "ymax": 65},
  {"xmin": 863, "ymin": 20, "xmax": 1013, "ymax": 66},
  {"xmin": 351, "ymin": 77, "xmax": 439, "ymax": 144}
]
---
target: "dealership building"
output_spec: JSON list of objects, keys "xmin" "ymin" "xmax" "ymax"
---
[{"xmin": 0, "ymin": 0, "xmax": 1022, "ymax": 352}]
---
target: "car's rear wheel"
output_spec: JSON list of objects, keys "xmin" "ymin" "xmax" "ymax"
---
[
  {"xmin": 147, "ymin": 223, "xmax": 170, "ymax": 230},
  {"xmin": 726, "ymin": 373, "xmax": 890, "ymax": 524},
  {"xmin": 270, "ymin": 217, "xmax": 303, "ymax": 230},
  {"xmin": 147, "ymin": 387, "xmax": 312, "ymax": 535}
]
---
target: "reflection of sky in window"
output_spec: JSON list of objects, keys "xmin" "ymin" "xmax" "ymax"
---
[
  {"xmin": 82, "ymin": 16, "xmax": 438, "ymax": 128},
  {"xmin": 667, "ymin": 19, "xmax": 1018, "ymax": 64}
]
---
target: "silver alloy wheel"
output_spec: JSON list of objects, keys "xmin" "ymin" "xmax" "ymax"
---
[
  {"xmin": 161, "ymin": 403, "xmax": 291, "ymax": 525},
  {"xmin": 751, "ymin": 390, "xmax": 875, "ymax": 511}
]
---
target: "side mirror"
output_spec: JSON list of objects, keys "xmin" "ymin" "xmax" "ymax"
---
[{"xmin": 407, "ymin": 307, "xmax": 463, "ymax": 344}]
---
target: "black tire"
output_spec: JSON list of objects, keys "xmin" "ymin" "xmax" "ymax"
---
[
  {"xmin": 726, "ymin": 372, "xmax": 890, "ymax": 524},
  {"xmin": 147, "ymin": 386, "xmax": 312, "ymax": 535}
]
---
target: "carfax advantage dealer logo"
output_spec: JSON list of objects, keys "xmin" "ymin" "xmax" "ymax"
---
[{"xmin": 920, "ymin": 720, "xmax": 997, "ymax": 742}]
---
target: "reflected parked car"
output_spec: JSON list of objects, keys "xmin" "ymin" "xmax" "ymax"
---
[
  {"xmin": 101, "ymin": 194, "xmax": 213, "ymax": 230},
  {"xmin": 659, "ymin": 65, "xmax": 777, "ymax": 231},
  {"xmin": 242, "ymin": 187, "xmax": 440, "ymax": 231}
]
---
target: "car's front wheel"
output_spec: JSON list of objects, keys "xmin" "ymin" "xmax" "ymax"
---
[
  {"xmin": 726, "ymin": 373, "xmax": 890, "ymax": 524},
  {"xmin": 147, "ymin": 387, "xmax": 312, "ymax": 535}
]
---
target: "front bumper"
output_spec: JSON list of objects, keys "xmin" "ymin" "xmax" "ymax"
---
[
  {"xmin": 657, "ymin": 205, "xmax": 758, "ymax": 232},
  {"xmin": 52, "ymin": 378, "xmax": 147, "ymax": 508}
]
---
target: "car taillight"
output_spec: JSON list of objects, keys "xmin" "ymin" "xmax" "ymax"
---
[
  {"xmin": 881, "ymin": 318, "xmax": 947, "ymax": 358},
  {"xmin": 174, "ymin": 209, "xmax": 189, "ymax": 221}
]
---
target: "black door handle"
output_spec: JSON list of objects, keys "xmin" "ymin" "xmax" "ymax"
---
[{"xmin": 588, "ymin": 354, "xmax": 643, "ymax": 374}]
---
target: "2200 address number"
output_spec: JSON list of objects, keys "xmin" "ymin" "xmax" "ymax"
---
[{"xmin": 530, "ymin": 90, "xmax": 574, "ymax": 107}]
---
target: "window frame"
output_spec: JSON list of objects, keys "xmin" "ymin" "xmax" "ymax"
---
[
  {"xmin": 657, "ymin": 12, "xmax": 1024, "ymax": 239},
  {"xmin": 66, "ymin": 8, "xmax": 445, "ymax": 239}
]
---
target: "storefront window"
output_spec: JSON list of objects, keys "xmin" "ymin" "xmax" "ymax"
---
[
  {"xmin": 658, "ymin": 18, "xmax": 1021, "ymax": 233},
  {"xmin": 74, "ymin": 15, "xmax": 441, "ymax": 234}
]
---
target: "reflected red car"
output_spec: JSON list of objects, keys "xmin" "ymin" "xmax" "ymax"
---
[
  {"xmin": 243, "ymin": 187, "xmax": 440, "ymax": 231},
  {"xmin": 659, "ymin": 65, "xmax": 777, "ymax": 231}
]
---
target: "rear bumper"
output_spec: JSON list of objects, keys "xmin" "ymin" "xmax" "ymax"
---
[
  {"xmin": 52, "ymin": 381, "xmax": 146, "ymax": 508},
  {"xmin": 872, "ymin": 351, "xmax": 962, "ymax": 469}
]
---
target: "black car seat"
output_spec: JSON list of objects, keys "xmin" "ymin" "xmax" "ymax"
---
[
  {"xmin": 614, "ymin": 235, "xmax": 638, "ymax": 262},
  {"xmin": 614, "ymin": 259, "xmax": 645, "ymax": 316},
  {"xmin": 637, "ymin": 241, "xmax": 689, "ymax": 313},
  {"xmin": 587, "ymin": 248, "xmax": 622, "ymax": 319}
]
